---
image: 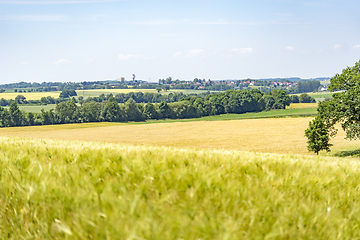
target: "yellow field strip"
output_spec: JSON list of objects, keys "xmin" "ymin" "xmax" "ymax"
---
[
  {"xmin": 0, "ymin": 92, "xmax": 60, "ymax": 100},
  {"xmin": 0, "ymin": 117, "xmax": 355, "ymax": 155},
  {"xmin": 287, "ymin": 103, "xmax": 318, "ymax": 109}
]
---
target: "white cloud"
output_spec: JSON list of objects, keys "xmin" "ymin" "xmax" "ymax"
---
[
  {"xmin": 54, "ymin": 58, "xmax": 69, "ymax": 65},
  {"xmin": 186, "ymin": 49, "xmax": 203, "ymax": 58},
  {"xmin": 286, "ymin": 46, "xmax": 294, "ymax": 51},
  {"xmin": 0, "ymin": 15, "xmax": 70, "ymax": 21},
  {"xmin": 21, "ymin": 61, "xmax": 29, "ymax": 65},
  {"xmin": 118, "ymin": 54, "xmax": 146, "ymax": 61},
  {"xmin": 173, "ymin": 52, "xmax": 182, "ymax": 58},
  {"xmin": 0, "ymin": 0, "xmax": 123, "ymax": 4},
  {"xmin": 334, "ymin": 44, "xmax": 341, "ymax": 50},
  {"xmin": 354, "ymin": 45, "xmax": 360, "ymax": 49},
  {"xmin": 231, "ymin": 47, "xmax": 254, "ymax": 54}
]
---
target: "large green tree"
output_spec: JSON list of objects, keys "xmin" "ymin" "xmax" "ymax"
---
[{"xmin": 305, "ymin": 60, "xmax": 360, "ymax": 153}]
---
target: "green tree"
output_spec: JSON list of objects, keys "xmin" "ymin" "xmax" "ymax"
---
[
  {"xmin": 163, "ymin": 85, "xmax": 170, "ymax": 91},
  {"xmin": 272, "ymin": 90, "xmax": 291, "ymax": 109},
  {"xmin": 59, "ymin": 89, "xmax": 77, "ymax": 98},
  {"xmin": 125, "ymin": 98, "xmax": 143, "ymax": 121},
  {"xmin": 27, "ymin": 112, "xmax": 35, "ymax": 126},
  {"xmin": 299, "ymin": 93, "xmax": 316, "ymax": 103},
  {"xmin": 15, "ymin": 95, "xmax": 27, "ymax": 104},
  {"xmin": 159, "ymin": 101, "xmax": 172, "ymax": 119},
  {"xmin": 290, "ymin": 95, "xmax": 299, "ymax": 103},
  {"xmin": 0, "ymin": 107, "xmax": 11, "ymax": 127},
  {"xmin": 81, "ymin": 101, "xmax": 102, "ymax": 122},
  {"xmin": 305, "ymin": 117, "xmax": 332, "ymax": 155},
  {"xmin": 263, "ymin": 95, "xmax": 275, "ymax": 110},
  {"xmin": 143, "ymin": 102, "xmax": 159, "ymax": 120},
  {"xmin": 101, "ymin": 101, "xmax": 126, "ymax": 122},
  {"xmin": 55, "ymin": 100, "xmax": 79, "ymax": 123},
  {"xmin": 156, "ymin": 87, "xmax": 162, "ymax": 93},
  {"xmin": 9, "ymin": 102, "xmax": 23, "ymax": 126},
  {"xmin": 305, "ymin": 59, "xmax": 360, "ymax": 152}
]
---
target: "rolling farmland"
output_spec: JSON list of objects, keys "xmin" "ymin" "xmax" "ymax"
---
[
  {"xmin": 1, "ymin": 101, "xmax": 359, "ymax": 239},
  {"xmin": 1, "ymin": 136, "xmax": 360, "ymax": 239},
  {"xmin": 0, "ymin": 117, "xmax": 355, "ymax": 155}
]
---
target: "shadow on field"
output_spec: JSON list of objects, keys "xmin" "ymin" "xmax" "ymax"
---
[{"xmin": 334, "ymin": 149, "xmax": 360, "ymax": 157}]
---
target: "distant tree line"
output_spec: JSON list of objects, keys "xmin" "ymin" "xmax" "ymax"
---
[
  {"xmin": 82, "ymin": 92, "xmax": 210, "ymax": 104},
  {"xmin": 287, "ymin": 81, "xmax": 321, "ymax": 94},
  {"xmin": 290, "ymin": 93, "xmax": 316, "ymax": 103},
  {"xmin": 0, "ymin": 89, "xmax": 291, "ymax": 127}
]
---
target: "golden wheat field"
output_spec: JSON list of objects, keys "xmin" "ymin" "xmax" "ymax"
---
[
  {"xmin": 0, "ymin": 117, "xmax": 355, "ymax": 155},
  {"xmin": 286, "ymin": 103, "xmax": 318, "ymax": 109},
  {"xmin": 0, "ymin": 91, "xmax": 60, "ymax": 100}
]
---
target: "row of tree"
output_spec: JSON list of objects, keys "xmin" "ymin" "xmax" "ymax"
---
[
  {"xmin": 0, "ymin": 89, "xmax": 291, "ymax": 127},
  {"xmin": 290, "ymin": 93, "xmax": 316, "ymax": 103},
  {"xmin": 288, "ymin": 81, "xmax": 321, "ymax": 94},
  {"xmin": 82, "ymin": 91, "xmax": 210, "ymax": 104}
]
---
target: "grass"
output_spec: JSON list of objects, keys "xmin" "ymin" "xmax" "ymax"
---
[
  {"xmin": 1, "ymin": 137, "xmax": 360, "ymax": 239},
  {"xmin": 17, "ymin": 104, "xmax": 56, "ymax": 113}
]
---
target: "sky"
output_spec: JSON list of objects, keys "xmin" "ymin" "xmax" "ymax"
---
[{"xmin": 0, "ymin": 0, "xmax": 359, "ymax": 83}]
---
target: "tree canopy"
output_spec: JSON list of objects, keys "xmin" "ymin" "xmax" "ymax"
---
[{"xmin": 305, "ymin": 60, "xmax": 360, "ymax": 154}]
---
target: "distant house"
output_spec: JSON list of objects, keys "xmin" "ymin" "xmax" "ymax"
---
[{"xmin": 320, "ymin": 86, "xmax": 328, "ymax": 91}]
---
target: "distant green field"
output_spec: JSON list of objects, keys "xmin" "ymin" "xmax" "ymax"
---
[
  {"xmin": 145, "ymin": 107, "xmax": 317, "ymax": 124},
  {"xmin": 308, "ymin": 92, "xmax": 334, "ymax": 99},
  {"xmin": 292, "ymin": 91, "xmax": 340, "ymax": 102},
  {"xmin": 5, "ymin": 104, "xmax": 57, "ymax": 113},
  {"xmin": 18, "ymin": 104, "xmax": 57, "ymax": 113}
]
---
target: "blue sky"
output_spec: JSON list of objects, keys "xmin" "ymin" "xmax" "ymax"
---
[{"xmin": 0, "ymin": 0, "xmax": 359, "ymax": 83}]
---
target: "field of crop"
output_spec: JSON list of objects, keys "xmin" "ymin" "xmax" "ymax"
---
[
  {"xmin": 0, "ymin": 89, "xmax": 212, "ymax": 101},
  {"xmin": 0, "ymin": 117, "xmax": 356, "ymax": 155},
  {"xmin": 17, "ymin": 104, "xmax": 56, "ymax": 113},
  {"xmin": 1, "ymin": 136, "xmax": 360, "ymax": 239},
  {"xmin": 308, "ymin": 91, "xmax": 334, "ymax": 101},
  {"xmin": 0, "ymin": 92, "xmax": 60, "ymax": 100},
  {"xmin": 1, "ymin": 100, "xmax": 359, "ymax": 239},
  {"xmin": 286, "ymin": 103, "xmax": 318, "ymax": 109}
]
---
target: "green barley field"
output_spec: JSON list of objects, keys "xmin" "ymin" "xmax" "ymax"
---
[
  {"xmin": 1, "ymin": 136, "xmax": 360, "ymax": 239},
  {"xmin": 0, "ymin": 101, "xmax": 358, "ymax": 239}
]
